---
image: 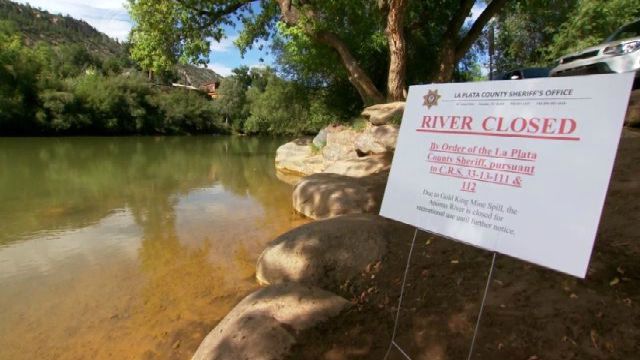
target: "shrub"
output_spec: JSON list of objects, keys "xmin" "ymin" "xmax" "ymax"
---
[{"xmin": 150, "ymin": 89, "xmax": 226, "ymax": 134}]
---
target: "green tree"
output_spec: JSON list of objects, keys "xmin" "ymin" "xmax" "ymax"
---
[
  {"xmin": 545, "ymin": 0, "xmax": 640, "ymax": 61},
  {"xmin": 216, "ymin": 76, "xmax": 249, "ymax": 131},
  {"xmin": 128, "ymin": 0, "xmax": 508, "ymax": 105},
  {"xmin": 495, "ymin": 0, "xmax": 640, "ymax": 71},
  {"xmin": 128, "ymin": 0, "xmax": 211, "ymax": 79},
  {"xmin": 493, "ymin": 0, "xmax": 577, "ymax": 72},
  {"xmin": 151, "ymin": 89, "xmax": 225, "ymax": 133},
  {"xmin": 244, "ymin": 76, "xmax": 307, "ymax": 134},
  {"xmin": 0, "ymin": 31, "xmax": 42, "ymax": 133}
]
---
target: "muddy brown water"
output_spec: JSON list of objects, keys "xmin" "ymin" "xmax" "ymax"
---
[{"xmin": 0, "ymin": 136, "xmax": 305, "ymax": 360}]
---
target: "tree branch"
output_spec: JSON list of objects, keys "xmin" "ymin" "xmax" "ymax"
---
[
  {"xmin": 455, "ymin": 0, "xmax": 507, "ymax": 60},
  {"xmin": 315, "ymin": 30, "xmax": 384, "ymax": 104},
  {"xmin": 276, "ymin": 0, "xmax": 384, "ymax": 104},
  {"xmin": 175, "ymin": 0, "xmax": 256, "ymax": 21},
  {"xmin": 445, "ymin": 0, "xmax": 476, "ymax": 40}
]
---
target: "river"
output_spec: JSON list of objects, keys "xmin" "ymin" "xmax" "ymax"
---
[{"xmin": 0, "ymin": 136, "xmax": 305, "ymax": 360}]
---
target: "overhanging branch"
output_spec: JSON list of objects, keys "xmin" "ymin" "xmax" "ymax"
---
[
  {"xmin": 455, "ymin": 0, "xmax": 507, "ymax": 60},
  {"xmin": 175, "ymin": 0, "xmax": 256, "ymax": 21}
]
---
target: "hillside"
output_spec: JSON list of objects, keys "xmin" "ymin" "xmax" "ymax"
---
[
  {"xmin": 175, "ymin": 64, "xmax": 222, "ymax": 88},
  {"xmin": 0, "ymin": 0, "xmax": 221, "ymax": 84},
  {"xmin": 0, "ymin": 0, "xmax": 122, "ymax": 56}
]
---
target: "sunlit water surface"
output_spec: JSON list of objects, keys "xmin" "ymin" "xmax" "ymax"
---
[{"xmin": 0, "ymin": 137, "xmax": 305, "ymax": 360}]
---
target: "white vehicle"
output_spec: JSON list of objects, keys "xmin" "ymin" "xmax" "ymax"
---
[{"xmin": 550, "ymin": 19, "xmax": 640, "ymax": 84}]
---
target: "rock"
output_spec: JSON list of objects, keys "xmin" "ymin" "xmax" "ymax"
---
[
  {"xmin": 354, "ymin": 124, "xmax": 399, "ymax": 155},
  {"xmin": 626, "ymin": 90, "xmax": 640, "ymax": 127},
  {"xmin": 313, "ymin": 127, "xmax": 328, "ymax": 148},
  {"xmin": 274, "ymin": 138, "xmax": 325, "ymax": 176},
  {"xmin": 256, "ymin": 214, "xmax": 392, "ymax": 289},
  {"xmin": 323, "ymin": 154, "xmax": 392, "ymax": 177},
  {"xmin": 322, "ymin": 128, "xmax": 359, "ymax": 162},
  {"xmin": 361, "ymin": 102, "xmax": 405, "ymax": 125},
  {"xmin": 275, "ymin": 170, "xmax": 304, "ymax": 186},
  {"xmin": 191, "ymin": 283, "xmax": 348, "ymax": 360},
  {"xmin": 292, "ymin": 171, "xmax": 388, "ymax": 220}
]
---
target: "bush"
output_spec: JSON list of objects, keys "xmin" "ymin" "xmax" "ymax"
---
[
  {"xmin": 215, "ymin": 77, "xmax": 249, "ymax": 132},
  {"xmin": 244, "ymin": 76, "xmax": 336, "ymax": 135},
  {"xmin": 36, "ymin": 89, "xmax": 90, "ymax": 132},
  {"xmin": 150, "ymin": 89, "xmax": 226, "ymax": 134},
  {"xmin": 0, "ymin": 33, "xmax": 42, "ymax": 133},
  {"xmin": 69, "ymin": 73, "xmax": 157, "ymax": 133}
]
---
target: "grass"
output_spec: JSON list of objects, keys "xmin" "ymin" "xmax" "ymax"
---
[
  {"xmin": 351, "ymin": 117, "xmax": 368, "ymax": 131},
  {"xmin": 310, "ymin": 141, "xmax": 325, "ymax": 155}
]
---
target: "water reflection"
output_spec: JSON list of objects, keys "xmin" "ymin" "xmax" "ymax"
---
[{"xmin": 0, "ymin": 137, "xmax": 304, "ymax": 360}]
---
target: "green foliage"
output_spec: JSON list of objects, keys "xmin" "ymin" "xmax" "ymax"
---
[
  {"xmin": 0, "ymin": 31, "xmax": 41, "ymax": 132},
  {"xmin": 454, "ymin": 61, "xmax": 485, "ymax": 82},
  {"xmin": 0, "ymin": 7, "xmax": 227, "ymax": 136},
  {"xmin": 127, "ymin": 0, "xmax": 495, "ymax": 108},
  {"xmin": 216, "ymin": 77, "xmax": 249, "ymax": 131},
  {"xmin": 36, "ymin": 89, "xmax": 89, "ymax": 131},
  {"xmin": 243, "ymin": 74, "xmax": 337, "ymax": 136},
  {"xmin": 350, "ymin": 118, "xmax": 368, "ymax": 132},
  {"xmin": 0, "ymin": 0, "xmax": 123, "ymax": 57},
  {"xmin": 152, "ymin": 89, "xmax": 226, "ymax": 134},
  {"xmin": 244, "ymin": 76, "xmax": 306, "ymax": 134},
  {"xmin": 0, "ymin": 7, "xmax": 332, "ymax": 137},
  {"xmin": 210, "ymin": 65, "xmax": 336, "ymax": 136},
  {"xmin": 127, "ymin": 0, "xmax": 234, "ymax": 75},
  {"xmin": 309, "ymin": 142, "xmax": 324, "ymax": 155},
  {"xmin": 128, "ymin": 0, "xmax": 181, "ymax": 75},
  {"xmin": 0, "ymin": 35, "xmax": 225, "ymax": 135},
  {"xmin": 70, "ymin": 73, "xmax": 156, "ymax": 133},
  {"xmin": 36, "ymin": 73, "xmax": 225, "ymax": 135},
  {"xmin": 495, "ymin": 0, "xmax": 640, "ymax": 71},
  {"xmin": 544, "ymin": 0, "xmax": 640, "ymax": 61},
  {"xmin": 494, "ymin": 0, "xmax": 577, "ymax": 71}
]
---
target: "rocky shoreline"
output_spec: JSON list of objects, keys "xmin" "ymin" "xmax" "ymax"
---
[
  {"xmin": 190, "ymin": 102, "xmax": 406, "ymax": 360},
  {"xmin": 191, "ymin": 91, "xmax": 640, "ymax": 360}
]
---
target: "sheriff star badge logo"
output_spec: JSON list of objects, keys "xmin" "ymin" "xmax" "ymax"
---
[{"xmin": 423, "ymin": 89, "xmax": 441, "ymax": 109}]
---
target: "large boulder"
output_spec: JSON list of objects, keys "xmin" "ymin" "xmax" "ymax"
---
[
  {"xmin": 292, "ymin": 171, "xmax": 388, "ymax": 220},
  {"xmin": 322, "ymin": 128, "xmax": 359, "ymax": 162},
  {"xmin": 361, "ymin": 102, "xmax": 405, "ymax": 125},
  {"xmin": 354, "ymin": 124, "xmax": 399, "ymax": 155},
  {"xmin": 274, "ymin": 138, "xmax": 325, "ymax": 177},
  {"xmin": 256, "ymin": 214, "xmax": 392, "ymax": 289},
  {"xmin": 323, "ymin": 154, "xmax": 392, "ymax": 177},
  {"xmin": 626, "ymin": 90, "xmax": 640, "ymax": 127},
  {"xmin": 191, "ymin": 283, "xmax": 349, "ymax": 360}
]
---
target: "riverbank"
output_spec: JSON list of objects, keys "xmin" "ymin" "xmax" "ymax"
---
[
  {"xmin": 286, "ymin": 128, "xmax": 640, "ymax": 359},
  {"xmin": 190, "ymin": 118, "xmax": 639, "ymax": 359}
]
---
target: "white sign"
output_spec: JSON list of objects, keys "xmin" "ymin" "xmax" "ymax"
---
[{"xmin": 380, "ymin": 73, "xmax": 634, "ymax": 278}]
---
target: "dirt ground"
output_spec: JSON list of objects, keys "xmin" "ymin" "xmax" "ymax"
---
[{"xmin": 286, "ymin": 129, "xmax": 640, "ymax": 360}]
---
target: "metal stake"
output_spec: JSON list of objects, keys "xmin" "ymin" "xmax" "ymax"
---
[
  {"xmin": 383, "ymin": 227, "xmax": 419, "ymax": 360},
  {"xmin": 466, "ymin": 252, "xmax": 498, "ymax": 360}
]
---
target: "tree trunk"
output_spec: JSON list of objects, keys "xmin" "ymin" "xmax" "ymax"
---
[
  {"xmin": 385, "ymin": 0, "xmax": 407, "ymax": 101},
  {"xmin": 278, "ymin": 0, "xmax": 384, "ymax": 105},
  {"xmin": 431, "ymin": 0, "xmax": 508, "ymax": 83},
  {"xmin": 434, "ymin": 40, "xmax": 456, "ymax": 83},
  {"xmin": 455, "ymin": 0, "xmax": 508, "ymax": 61},
  {"xmin": 315, "ymin": 31, "xmax": 385, "ymax": 105}
]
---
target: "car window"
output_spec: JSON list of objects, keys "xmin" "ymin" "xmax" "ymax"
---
[
  {"xmin": 606, "ymin": 20, "xmax": 640, "ymax": 42},
  {"xmin": 522, "ymin": 68, "xmax": 549, "ymax": 78}
]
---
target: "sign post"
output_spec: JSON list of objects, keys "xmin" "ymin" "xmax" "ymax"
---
[{"xmin": 380, "ymin": 73, "xmax": 634, "ymax": 358}]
